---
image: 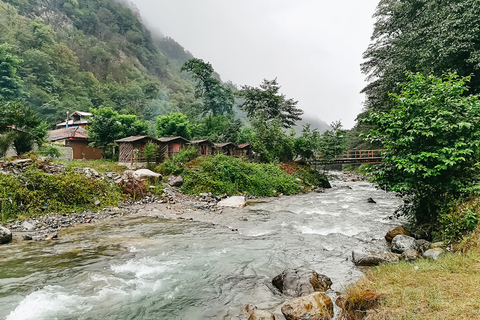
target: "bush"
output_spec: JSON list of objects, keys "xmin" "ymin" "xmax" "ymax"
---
[
  {"xmin": 38, "ymin": 145, "xmax": 64, "ymax": 158},
  {"xmin": 180, "ymin": 154, "xmax": 302, "ymax": 196},
  {"xmin": 0, "ymin": 166, "xmax": 123, "ymax": 222}
]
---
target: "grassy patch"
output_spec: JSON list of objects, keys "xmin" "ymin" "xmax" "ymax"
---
[
  {"xmin": 55, "ymin": 159, "xmax": 128, "ymax": 174},
  {"xmin": 341, "ymin": 250, "xmax": 480, "ymax": 319}
]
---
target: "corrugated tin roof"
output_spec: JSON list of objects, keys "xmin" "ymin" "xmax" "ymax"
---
[
  {"xmin": 189, "ymin": 139, "xmax": 213, "ymax": 145},
  {"xmin": 71, "ymin": 111, "xmax": 92, "ymax": 117},
  {"xmin": 237, "ymin": 143, "xmax": 251, "ymax": 149},
  {"xmin": 158, "ymin": 136, "xmax": 190, "ymax": 143},
  {"xmin": 48, "ymin": 127, "xmax": 88, "ymax": 141},
  {"xmin": 115, "ymin": 135, "xmax": 154, "ymax": 143}
]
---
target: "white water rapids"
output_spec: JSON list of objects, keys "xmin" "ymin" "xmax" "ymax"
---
[{"xmin": 0, "ymin": 178, "xmax": 401, "ymax": 319}]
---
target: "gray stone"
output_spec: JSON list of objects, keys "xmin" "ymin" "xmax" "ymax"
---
[
  {"xmin": 352, "ymin": 249, "xmax": 400, "ymax": 266},
  {"xmin": 168, "ymin": 175, "xmax": 183, "ymax": 187},
  {"xmin": 401, "ymin": 249, "xmax": 419, "ymax": 262},
  {"xmin": 217, "ymin": 196, "xmax": 246, "ymax": 208},
  {"xmin": 423, "ymin": 248, "xmax": 444, "ymax": 260},
  {"xmin": 272, "ymin": 267, "xmax": 332, "ymax": 298},
  {"xmin": 415, "ymin": 239, "xmax": 431, "ymax": 254},
  {"xmin": 22, "ymin": 221, "xmax": 35, "ymax": 231},
  {"xmin": 281, "ymin": 292, "xmax": 334, "ymax": 320},
  {"xmin": 391, "ymin": 234, "xmax": 417, "ymax": 254},
  {"xmin": 94, "ymin": 199, "xmax": 101, "ymax": 206},
  {"xmin": 0, "ymin": 226, "xmax": 12, "ymax": 244}
]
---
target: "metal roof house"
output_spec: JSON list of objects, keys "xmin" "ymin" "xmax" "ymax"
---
[
  {"xmin": 56, "ymin": 111, "xmax": 92, "ymax": 129},
  {"xmin": 213, "ymin": 142, "xmax": 236, "ymax": 156},
  {"xmin": 234, "ymin": 143, "xmax": 253, "ymax": 159},
  {"xmin": 189, "ymin": 139, "xmax": 214, "ymax": 157},
  {"xmin": 47, "ymin": 127, "xmax": 102, "ymax": 160},
  {"xmin": 115, "ymin": 136, "xmax": 163, "ymax": 167},
  {"xmin": 158, "ymin": 136, "xmax": 191, "ymax": 160}
]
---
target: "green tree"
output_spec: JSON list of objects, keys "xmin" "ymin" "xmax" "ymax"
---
[
  {"xmin": 293, "ymin": 124, "xmax": 321, "ymax": 161},
  {"xmin": 364, "ymin": 73, "xmax": 480, "ymax": 224},
  {"xmin": 155, "ymin": 112, "xmax": 192, "ymax": 139},
  {"xmin": 238, "ymin": 79, "xmax": 303, "ymax": 128},
  {"xmin": 181, "ymin": 58, "xmax": 234, "ymax": 116},
  {"xmin": 251, "ymin": 116, "xmax": 294, "ymax": 163},
  {"xmin": 0, "ymin": 44, "xmax": 23, "ymax": 101},
  {"xmin": 88, "ymin": 106, "xmax": 147, "ymax": 158},
  {"xmin": 318, "ymin": 121, "xmax": 347, "ymax": 160},
  {"xmin": 193, "ymin": 114, "xmax": 241, "ymax": 143},
  {"xmin": 361, "ymin": 0, "xmax": 480, "ymax": 115},
  {"xmin": 143, "ymin": 141, "xmax": 158, "ymax": 167}
]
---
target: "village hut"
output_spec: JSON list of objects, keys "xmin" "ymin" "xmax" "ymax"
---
[
  {"xmin": 48, "ymin": 127, "xmax": 102, "ymax": 160},
  {"xmin": 115, "ymin": 136, "xmax": 163, "ymax": 166},
  {"xmin": 158, "ymin": 136, "xmax": 191, "ymax": 160},
  {"xmin": 234, "ymin": 143, "xmax": 253, "ymax": 159},
  {"xmin": 213, "ymin": 142, "xmax": 236, "ymax": 156},
  {"xmin": 189, "ymin": 139, "xmax": 214, "ymax": 157},
  {"xmin": 56, "ymin": 111, "xmax": 92, "ymax": 129}
]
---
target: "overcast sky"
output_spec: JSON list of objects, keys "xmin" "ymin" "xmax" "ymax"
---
[{"xmin": 129, "ymin": 0, "xmax": 380, "ymax": 129}]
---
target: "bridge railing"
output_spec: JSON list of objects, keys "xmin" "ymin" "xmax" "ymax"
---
[{"xmin": 314, "ymin": 150, "xmax": 384, "ymax": 160}]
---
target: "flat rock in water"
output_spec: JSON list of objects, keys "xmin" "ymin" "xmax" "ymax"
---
[
  {"xmin": 217, "ymin": 196, "xmax": 246, "ymax": 208},
  {"xmin": 0, "ymin": 226, "xmax": 12, "ymax": 244},
  {"xmin": 391, "ymin": 234, "xmax": 417, "ymax": 253},
  {"xmin": 423, "ymin": 248, "xmax": 444, "ymax": 260},
  {"xmin": 272, "ymin": 267, "xmax": 332, "ymax": 297},
  {"xmin": 352, "ymin": 249, "xmax": 400, "ymax": 266},
  {"xmin": 281, "ymin": 292, "xmax": 334, "ymax": 320}
]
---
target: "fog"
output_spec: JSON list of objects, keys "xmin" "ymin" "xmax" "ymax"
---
[{"xmin": 129, "ymin": 0, "xmax": 379, "ymax": 129}]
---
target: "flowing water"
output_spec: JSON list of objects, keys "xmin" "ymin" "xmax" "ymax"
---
[{"xmin": 0, "ymin": 178, "xmax": 401, "ymax": 319}]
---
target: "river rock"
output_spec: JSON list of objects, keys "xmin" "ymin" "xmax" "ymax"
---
[
  {"xmin": 352, "ymin": 249, "xmax": 400, "ymax": 266},
  {"xmin": 385, "ymin": 226, "xmax": 410, "ymax": 243},
  {"xmin": 423, "ymin": 248, "xmax": 444, "ymax": 260},
  {"xmin": 168, "ymin": 175, "xmax": 183, "ymax": 187},
  {"xmin": 281, "ymin": 292, "xmax": 334, "ymax": 320},
  {"xmin": 391, "ymin": 234, "xmax": 417, "ymax": 254},
  {"xmin": 245, "ymin": 305, "xmax": 275, "ymax": 320},
  {"xmin": 22, "ymin": 221, "xmax": 35, "ymax": 231},
  {"xmin": 0, "ymin": 226, "xmax": 12, "ymax": 244},
  {"xmin": 134, "ymin": 169, "xmax": 161, "ymax": 181},
  {"xmin": 217, "ymin": 196, "xmax": 246, "ymax": 208},
  {"xmin": 401, "ymin": 249, "xmax": 419, "ymax": 262},
  {"xmin": 430, "ymin": 242, "xmax": 444, "ymax": 249},
  {"xmin": 272, "ymin": 267, "xmax": 332, "ymax": 297},
  {"xmin": 367, "ymin": 197, "xmax": 376, "ymax": 203},
  {"xmin": 415, "ymin": 239, "xmax": 431, "ymax": 254}
]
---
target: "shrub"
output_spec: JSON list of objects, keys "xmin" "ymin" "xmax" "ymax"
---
[
  {"xmin": 180, "ymin": 154, "xmax": 302, "ymax": 196},
  {"xmin": 38, "ymin": 145, "xmax": 64, "ymax": 158}
]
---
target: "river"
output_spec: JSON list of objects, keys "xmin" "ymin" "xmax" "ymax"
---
[{"xmin": 0, "ymin": 177, "xmax": 401, "ymax": 319}]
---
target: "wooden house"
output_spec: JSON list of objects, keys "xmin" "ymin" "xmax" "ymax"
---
[
  {"xmin": 158, "ymin": 136, "xmax": 191, "ymax": 160},
  {"xmin": 214, "ymin": 142, "xmax": 236, "ymax": 156},
  {"xmin": 115, "ymin": 136, "xmax": 163, "ymax": 166},
  {"xmin": 56, "ymin": 111, "xmax": 92, "ymax": 129},
  {"xmin": 234, "ymin": 143, "xmax": 253, "ymax": 159},
  {"xmin": 48, "ymin": 127, "xmax": 102, "ymax": 160},
  {"xmin": 189, "ymin": 140, "xmax": 214, "ymax": 157}
]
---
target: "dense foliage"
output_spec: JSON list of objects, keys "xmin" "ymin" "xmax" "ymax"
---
[
  {"xmin": 0, "ymin": 165, "xmax": 123, "ymax": 222},
  {"xmin": 179, "ymin": 155, "xmax": 303, "ymax": 197},
  {"xmin": 364, "ymin": 73, "xmax": 480, "ymax": 224}
]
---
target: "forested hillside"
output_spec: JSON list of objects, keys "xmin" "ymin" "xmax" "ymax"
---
[{"xmin": 0, "ymin": 0, "xmax": 199, "ymax": 126}]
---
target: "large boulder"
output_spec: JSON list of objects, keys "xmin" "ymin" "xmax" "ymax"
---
[
  {"xmin": 133, "ymin": 169, "xmax": 161, "ymax": 181},
  {"xmin": 272, "ymin": 267, "xmax": 332, "ymax": 298},
  {"xmin": 217, "ymin": 196, "xmax": 246, "ymax": 208},
  {"xmin": 168, "ymin": 175, "xmax": 183, "ymax": 187},
  {"xmin": 352, "ymin": 250, "xmax": 400, "ymax": 266},
  {"xmin": 0, "ymin": 226, "xmax": 12, "ymax": 244},
  {"xmin": 391, "ymin": 235, "xmax": 417, "ymax": 254},
  {"xmin": 385, "ymin": 227, "xmax": 410, "ymax": 243},
  {"xmin": 281, "ymin": 292, "xmax": 334, "ymax": 320}
]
